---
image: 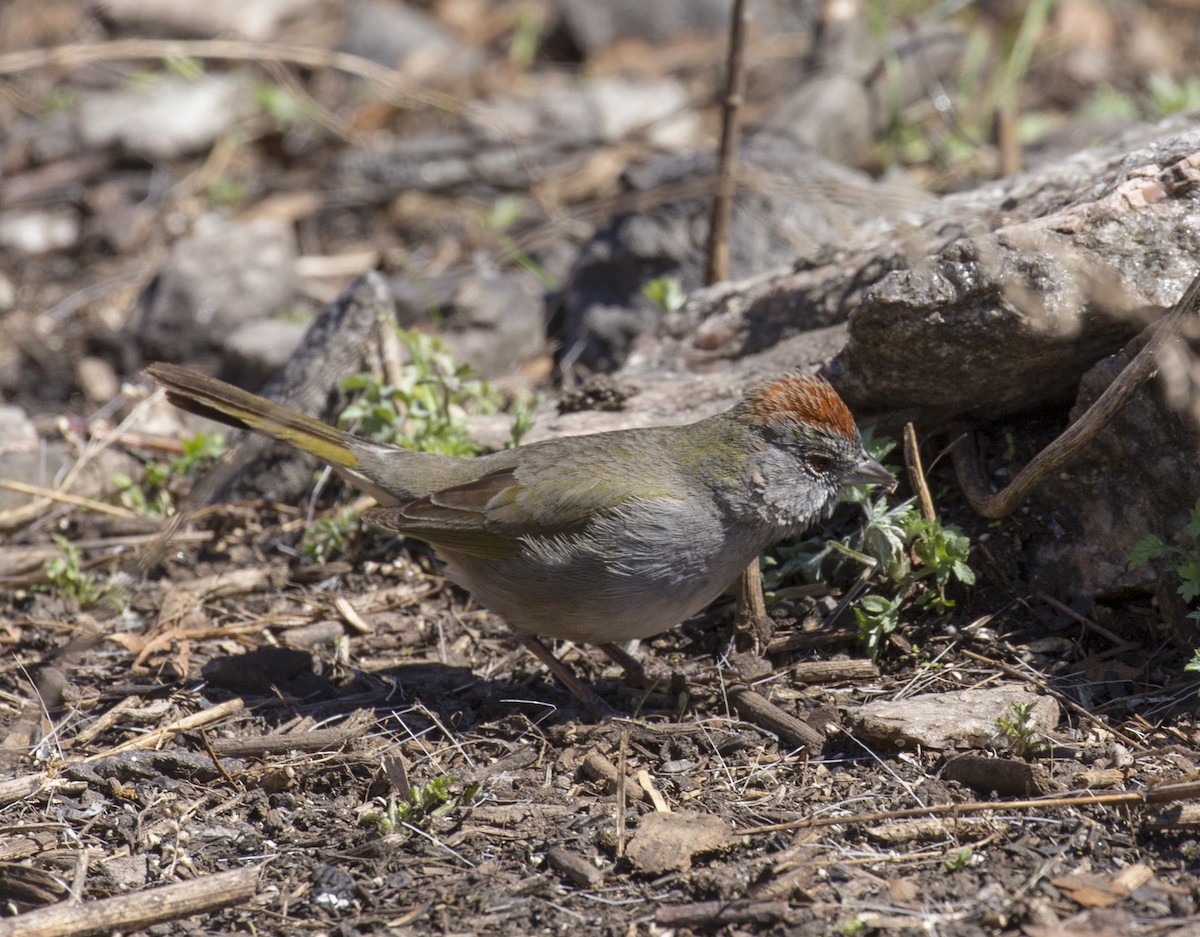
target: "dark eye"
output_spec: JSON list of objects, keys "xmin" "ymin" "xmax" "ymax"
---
[{"xmin": 808, "ymin": 455, "xmax": 836, "ymax": 474}]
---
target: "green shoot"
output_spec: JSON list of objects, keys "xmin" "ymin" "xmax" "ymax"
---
[
  {"xmin": 642, "ymin": 275, "xmax": 686, "ymax": 314},
  {"xmin": 996, "ymin": 701, "xmax": 1049, "ymax": 760}
]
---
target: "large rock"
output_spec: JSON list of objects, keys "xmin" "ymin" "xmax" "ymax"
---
[
  {"xmin": 611, "ymin": 117, "xmax": 1200, "ymax": 431},
  {"xmin": 829, "ymin": 129, "xmax": 1200, "ymax": 423},
  {"xmin": 75, "ymin": 73, "xmax": 257, "ymax": 161},
  {"xmin": 552, "ymin": 0, "xmax": 814, "ymax": 58},
  {"xmin": 128, "ymin": 216, "xmax": 297, "ymax": 363},
  {"xmin": 1030, "ymin": 329, "xmax": 1200, "ymax": 602}
]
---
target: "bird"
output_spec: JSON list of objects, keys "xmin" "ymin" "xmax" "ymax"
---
[{"xmin": 145, "ymin": 362, "xmax": 894, "ymax": 703}]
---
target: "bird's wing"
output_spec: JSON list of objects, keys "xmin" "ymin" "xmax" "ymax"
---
[{"xmin": 364, "ymin": 456, "xmax": 682, "ymax": 561}]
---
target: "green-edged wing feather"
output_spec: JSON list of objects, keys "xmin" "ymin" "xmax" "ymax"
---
[{"xmin": 364, "ymin": 437, "xmax": 684, "ymax": 561}]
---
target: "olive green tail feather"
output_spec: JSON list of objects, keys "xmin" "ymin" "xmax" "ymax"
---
[{"xmin": 144, "ymin": 362, "xmax": 361, "ymax": 470}]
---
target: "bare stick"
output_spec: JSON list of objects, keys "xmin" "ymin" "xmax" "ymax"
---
[
  {"xmin": 0, "ymin": 865, "xmax": 259, "ymax": 937},
  {"xmin": 616, "ymin": 730, "xmax": 629, "ymax": 858},
  {"xmin": 903, "ymin": 422, "xmax": 936, "ymax": 522},
  {"xmin": 0, "ymin": 479, "xmax": 139, "ymax": 519},
  {"xmin": 81, "ymin": 698, "xmax": 245, "ymax": 761},
  {"xmin": 790, "ymin": 658, "xmax": 878, "ymax": 684},
  {"xmin": 728, "ymin": 686, "xmax": 823, "ymax": 751},
  {"xmin": 704, "ymin": 0, "xmax": 750, "ymax": 286},
  {"xmin": 738, "ymin": 778, "xmax": 1200, "ymax": 836},
  {"xmin": 953, "ymin": 268, "xmax": 1200, "ymax": 518}
]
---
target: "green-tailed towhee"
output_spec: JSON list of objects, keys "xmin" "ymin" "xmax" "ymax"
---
[{"xmin": 146, "ymin": 363, "xmax": 893, "ymax": 647}]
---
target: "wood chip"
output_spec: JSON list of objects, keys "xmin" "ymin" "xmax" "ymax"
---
[
  {"xmin": 727, "ymin": 686, "xmax": 823, "ymax": 751},
  {"xmin": 942, "ymin": 754, "xmax": 1060, "ymax": 797},
  {"xmin": 1051, "ymin": 864, "xmax": 1154, "ymax": 908},
  {"xmin": 580, "ymin": 752, "xmax": 644, "ymax": 803},
  {"xmin": 545, "ymin": 846, "xmax": 603, "ymax": 888},
  {"xmin": 790, "ymin": 658, "xmax": 878, "ymax": 684},
  {"xmin": 637, "ymin": 769, "xmax": 670, "ymax": 812},
  {"xmin": 1074, "ymin": 768, "xmax": 1133, "ymax": 790},
  {"xmin": 334, "ymin": 595, "xmax": 373, "ymax": 634},
  {"xmin": 655, "ymin": 899, "xmax": 788, "ymax": 928}
]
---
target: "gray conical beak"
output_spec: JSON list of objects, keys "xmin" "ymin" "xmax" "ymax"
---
[{"xmin": 844, "ymin": 455, "xmax": 896, "ymax": 490}]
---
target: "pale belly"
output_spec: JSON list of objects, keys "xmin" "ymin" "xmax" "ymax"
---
[{"xmin": 438, "ymin": 523, "xmax": 776, "ymax": 645}]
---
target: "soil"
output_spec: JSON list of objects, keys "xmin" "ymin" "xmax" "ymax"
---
[{"xmin": 3, "ymin": 2, "xmax": 1200, "ymax": 936}]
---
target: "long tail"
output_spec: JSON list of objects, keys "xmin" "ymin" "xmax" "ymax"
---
[{"xmin": 144, "ymin": 362, "xmax": 362, "ymax": 471}]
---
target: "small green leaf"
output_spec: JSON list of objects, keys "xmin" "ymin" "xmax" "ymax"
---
[{"xmin": 1126, "ymin": 535, "xmax": 1167, "ymax": 571}]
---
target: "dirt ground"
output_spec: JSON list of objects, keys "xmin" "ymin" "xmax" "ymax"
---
[
  {"xmin": 3, "ymin": 2, "xmax": 1200, "ymax": 935},
  {"xmin": 3, "ymin": 498, "xmax": 1200, "ymax": 936}
]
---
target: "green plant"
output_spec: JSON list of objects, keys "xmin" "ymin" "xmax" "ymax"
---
[
  {"xmin": 838, "ymin": 917, "xmax": 867, "ymax": 936},
  {"xmin": 869, "ymin": 0, "xmax": 1059, "ymax": 180},
  {"xmin": 854, "ymin": 592, "xmax": 903, "ymax": 661},
  {"xmin": 944, "ymin": 847, "xmax": 974, "ymax": 872},
  {"xmin": 996, "ymin": 701, "xmax": 1049, "ymax": 759},
  {"xmin": 508, "ymin": 4, "xmax": 544, "ymax": 68},
  {"xmin": 1127, "ymin": 499, "xmax": 1200, "ymax": 621},
  {"xmin": 338, "ymin": 330, "xmax": 501, "ymax": 457},
  {"xmin": 302, "ymin": 329, "xmax": 537, "ymax": 562},
  {"xmin": 506, "ymin": 393, "xmax": 537, "ymax": 449},
  {"xmin": 905, "ymin": 515, "xmax": 976, "ymax": 611},
  {"xmin": 163, "ymin": 55, "xmax": 204, "ymax": 81},
  {"xmin": 1145, "ymin": 72, "xmax": 1200, "ymax": 117},
  {"xmin": 642, "ymin": 274, "xmax": 686, "ymax": 314},
  {"xmin": 484, "ymin": 197, "xmax": 557, "ymax": 288},
  {"xmin": 207, "ymin": 175, "xmax": 247, "ymax": 208},
  {"xmin": 255, "ymin": 83, "xmax": 312, "ymax": 132},
  {"xmin": 362, "ymin": 775, "xmax": 481, "ymax": 834},
  {"xmin": 43, "ymin": 535, "xmax": 106, "ymax": 608},
  {"xmin": 112, "ymin": 431, "xmax": 226, "ymax": 517},
  {"xmin": 300, "ymin": 505, "xmax": 362, "ymax": 564}
]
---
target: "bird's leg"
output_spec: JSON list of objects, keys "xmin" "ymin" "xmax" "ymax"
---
[
  {"xmin": 516, "ymin": 635, "xmax": 610, "ymax": 716},
  {"xmin": 733, "ymin": 559, "xmax": 774, "ymax": 654}
]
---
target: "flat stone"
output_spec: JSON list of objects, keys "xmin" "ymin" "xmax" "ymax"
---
[{"xmin": 846, "ymin": 686, "xmax": 1060, "ymax": 751}]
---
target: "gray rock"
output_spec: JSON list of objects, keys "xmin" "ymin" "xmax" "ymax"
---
[
  {"xmin": 391, "ymin": 267, "xmax": 546, "ymax": 379},
  {"xmin": 1030, "ymin": 329, "xmax": 1200, "ymax": 602},
  {"xmin": 829, "ymin": 124, "xmax": 1200, "ymax": 423},
  {"xmin": 0, "ymin": 406, "xmax": 38, "ymax": 453},
  {"xmin": 91, "ymin": 0, "xmax": 325, "ymax": 41},
  {"xmin": 554, "ymin": 0, "xmax": 814, "ymax": 57},
  {"xmin": 0, "ymin": 208, "xmax": 81, "ymax": 255},
  {"xmin": 337, "ymin": 75, "xmax": 700, "ymax": 199},
  {"xmin": 340, "ymin": 0, "xmax": 481, "ymax": 79},
  {"xmin": 846, "ymin": 687, "xmax": 1059, "ymax": 752},
  {"xmin": 603, "ymin": 117, "xmax": 1200, "ymax": 430},
  {"xmin": 221, "ymin": 318, "xmax": 309, "ymax": 388},
  {"xmin": 129, "ymin": 216, "xmax": 297, "ymax": 362},
  {"xmin": 75, "ymin": 356, "xmax": 120, "ymax": 404},
  {"xmin": 75, "ymin": 73, "xmax": 256, "ymax": 160},
  {"xmin": 471, "ymin": 76, "xmax": 699, "ymax": 149}
]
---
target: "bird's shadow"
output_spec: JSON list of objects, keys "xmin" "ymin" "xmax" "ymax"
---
[{"xmin": 198, "ymin": 645, "xmax": 640, "ymax": 737}]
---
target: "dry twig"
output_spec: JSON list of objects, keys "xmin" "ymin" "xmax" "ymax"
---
[{"xmin": 0, "ymin": 865, "xmax": 259, "ymax": 937}]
